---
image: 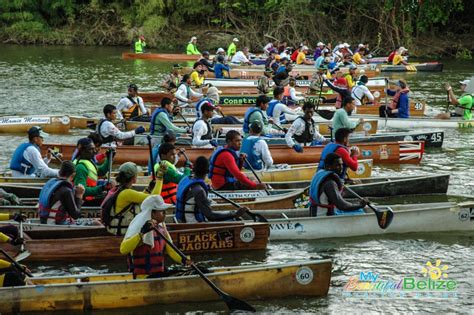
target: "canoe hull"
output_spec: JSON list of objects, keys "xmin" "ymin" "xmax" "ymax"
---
[
  {"xmin": 122, "ymin": 52, "xmax": 200, "ymax": 61},
  {"xmin": 380, "ymin": 62, "xmax": 443, "ymax": 72},
  {"xmin": 0, "ymin": 115, "xmax": 70, "ymax": 134}
]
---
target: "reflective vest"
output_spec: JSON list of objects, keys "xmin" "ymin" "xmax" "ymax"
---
[
  {"xmin": 267, "ymin": 100, "xmax": 286, "ymax": 124},
  {"xmin": 293, "ymin": 116, "xmax": 315, "ymax": 145},
  {"xmin": 73, "ymin": 159, "xmax": 99, "ymax": 202},
  {"xmin": 10, "ymin": 143, "xmax": 38, "ymax": 175},
  {"xmin": 208, "ymin": 146, "xmax": 240, "ymax": 183},
  {"xmin": 38, "ymin": 178, "xmax": 73, "ymax": 224},
  {"xmin": 309, "ymin": 169, "xmax": 342, "ymax": 216},
  {"xmin": 102, "ymin": 187, "xmax": 138, "ymax": 236},
  {"xmin": 317, "ymin": 143, "xmax": 347, "ymax": 178},
  {"xmin": 96, "ymin": 119, "xmax": 115, "ymax": 144},
  {"xmin": 154, "ymin": 161, "xmax": 178, "ymax": 204},
  {"xmin": 240, "ymin": 136, "xmax": 263, "ymax": 170},
  {"xmin": 128, "ymin": 225, "xmax": 166, "ymax": 276},
  {"xmin": 150, "ymin": 108, "xmax": 172, "ymax": 135},
  {"xmin": 134, "ymin": 40, "xmax": 145, "ymax": 53},
  {"xmin": 121, "ymin": 97, "xmax": 142, "ymax": 120},
  {"xmin": 175, "ymin": 176, "xmax": 208, "ymax": 223},
  {"xmin": 243, "ymin": 107, "xmax": 263, "ymax": 134},
  {"xmin": 192, "ymin": 119, "xmax": 212, "ymax": 141}
]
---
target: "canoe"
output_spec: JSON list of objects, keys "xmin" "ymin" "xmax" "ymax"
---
[
  {"xmin": 204, "ymin": 77, "xmax": 386, "ymax": 88},
  {"xmin": 0, "ymin": 260, "xmax": 331, "ymax": 312},
  {"xmin": 0, "ymin": 115, "xmax": 70, "ymax": 134},
  {"xmin": 355, "ymin": 116, "xmax": 474, "ymax": 129},
  {"xmin": 380, "ymin": 62, "xmax": 443, "ymax": 72},
  {"xmin": 269, "ymin": 201, "xmax": 473, "ymax": 240},
  {"xmin": 69, "ymin": 115, "xmax": 99, "ymax": 129},
  {"xmin": 1, "ymin": 222, "xmax": 269, "ymax": 262},
  {"xmin": 122, "ymin": 52, "xmax": 201, "ymax": 61},
  {"xmin": 41, "ymin": 141, "xmax": 423, "ymax": 166}
]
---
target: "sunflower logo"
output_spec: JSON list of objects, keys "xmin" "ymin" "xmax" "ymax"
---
[{"xmin": 421, "ymin": 259, "xmax": 449, "ymax": 280}]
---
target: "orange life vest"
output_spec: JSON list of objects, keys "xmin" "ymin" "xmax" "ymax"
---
[{"xmin": 161, "ymin": 182, "xmax": 177, "ymax": 205}]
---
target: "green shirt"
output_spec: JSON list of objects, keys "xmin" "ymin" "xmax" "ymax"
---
[
  {"xmin": 186, "ymin": 43, "xmax": 200, "ymax": 55},
  {"xmin": 153, "ymin": 111, "xmax": 187, "ymax": 135},
  {"xmin": 332, "ymin": 108, "xmax": 358, "ymax": 138},
  {"xmin": 227, "ymin": 42, "xmax": 237, "ymax": 57},
  {"xmin": 74, "ymin": 158, "xmax": 110, "ymax": 197},
  {"xmin": 458, "ymin": 94, "xmax": 473, "ymax": 120},
  {"xmin": 156, "ymin": 160, "xmax": 192, "ymax": 184}
]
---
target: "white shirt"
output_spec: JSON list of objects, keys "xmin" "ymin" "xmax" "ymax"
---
[
  {"xmin": 269, "ymin": 102, "xmax": 299, "ymax": 125},
  {"xmin": 231, "ymin": 51, "xmax": 250, "ymax": 64},
  {"xmin": 11, "ymin": 145, "xmax": 58, "ymax": 178},
  {"xmin": 289, "ymin": 87, "xmax": 304, "ymax": 101},
  {"xmin": 116, "ymin": 96, "xmax": 147, "ymax": 120},
  {"xmin": 246, "ymin": 136, "xmax": 273, "ymax": 169},
  {"xmin": 174, "ymin": 83, "xmax": 203, "ymax": 107},
  {"xmin": 192, "ymin": 119, "xmax": 213, "ymax": 148},
  {"xmin": 285, "ymin": 117, "xmax": 326, "ymax": 147},
  {"xmin": 263, "ymin": 43, "xmax": 273, "ymax": 54},
  {"xmin": 351, "ymin": 84, "xmax": 375, "ymax": 106},
  {"xmin": 99, "ymin": 119, "xmax": 135, "ymax": 142}
]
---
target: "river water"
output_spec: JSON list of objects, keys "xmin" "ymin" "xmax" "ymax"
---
[{"xmin": 0, "ymin": 45, "xmax": 473, "ymax": 313}]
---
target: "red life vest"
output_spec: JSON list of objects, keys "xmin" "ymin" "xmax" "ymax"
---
[
  {"xmin": 161, "ymin": 182, "xmax": 177, "ymax": 204},
  {"xmin": 290, "ymin": 49, "xmax": 299, "ymax": 62},
  {"xmin": 127, "ymin": 226, "xmax": 166, "ymax": 276}
]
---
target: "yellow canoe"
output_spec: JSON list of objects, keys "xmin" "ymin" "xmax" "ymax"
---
[
  {"xmin": 0, "ymin": 115, "xmax": 70, "ymax": 134},
  {"xmin": 0, "ymin": 260, "xmax": 331, "ymax": 312}
]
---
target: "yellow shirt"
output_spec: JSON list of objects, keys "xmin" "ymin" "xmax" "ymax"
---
[
  {"xmin": 344, "ymin": 73, "xmax": 355, "ymax": 89},
  {"xmin": 353, "ymin": 52, "xmax": 362, "ymax": 64},
  {"xmin": 296, "ymin": 52, "xmax": 306, "ymax": 65},
  {"xmin": 392, "ymin": 54, "xmax": 403, "ymax": 65},
  {"xmin": 190, "ymin": 71, "xmax": 205, "ymax": 87},
  {"xmin": 115, "ymin": 178, "xmax": 163, "ymax": 214}
]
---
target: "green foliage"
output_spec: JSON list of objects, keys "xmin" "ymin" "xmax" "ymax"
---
[{"xmin": 455, "ymin": 47, "xmax": 472, "ymax": 60}]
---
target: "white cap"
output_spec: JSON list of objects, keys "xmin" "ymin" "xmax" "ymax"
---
[
  {"xmin": 216, "ymin": 47, "xmax": 225, "ymax": 54},
  {"xmin": 459, "ymin": 79, "xmax": 470, "ymax": 85},
  {"xmin": 358, "ymin": 43, "xmax": 365, "ymax": 48},
  {"xmin": 207, "ymin": 86, "xmax": 222, "ymax": 94},
  {"xmin": 302, "ymin": 46, "xmax": 309, "ymax": 51},
  {"xmin": 233, "ymin": 38, "xmax": 239, "ymax": 42},
  {"xmin": 343, "ymin": 43, "xmax": 350, "ymax": 48},
  {"xmin": 141, "ymin": 195, "xmax": 174, "ymax": 212},
  {"xmin": 399, "ymin": 46, "xmax": 408, "ymax": 52},
  {"xmin": 190, "ymin": 36, "xmax": 197, "ymax": 42},
  {"xmin": 317, "ymin": 42, "xmax": 325, "ymax": 47}
]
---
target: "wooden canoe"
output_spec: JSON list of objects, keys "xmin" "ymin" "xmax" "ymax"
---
[
  {"xmin": 352, "ymin": 116, "xmax": 474, "ymax": 130},
  {"xmin": 380, "ymin": 62, "xmax": 443, "ymax": 72},
  {"xmin": 269, "ymin": 201, "xmax": 473, "ymax": 240},
  {"xmin": 122, "ymin": 52, "xmax": 201, "ymax": 61},
  {"xmin": 0, "ymin": 115, "xmax": 70, "ymax": 134},
  {"xmin": 0, "ymin": 260, "xmax": 331, "ymax": 312},
  {"xmin": 1, "ymin": 222, "xmax": 269, "ymax": 262},
  {"xmin": 42, "ymin": 140, "xmax": 422, "ymax": 166}
]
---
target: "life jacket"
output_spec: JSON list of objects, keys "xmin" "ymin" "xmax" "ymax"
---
[
  {"xmin": 38, "ymin": 178, "xmax": 74, "ymax": 224},
  {"xmin": 267, "ymin": 100, "xmax": 286, "ymax": 124},
  {"xmin": 243, "ymin": 107, "xmax": 263, "ymax": 134},
  {"xmin": 10, "ymin": 143, "xmax": 38, "ymax": 175},
  {"xmin": 290, "ymin": 49, "xmax": 299, "ymax": 62},
  {"xmin": 150, "ymin": 108, "xmax": 172, "ymax": 135},
  {"xmin": 351, "ymin": 84, "xmax": 367, "ymax": 105},
  {"xmin": 74, "ymin": 159, "xmax": 98, "ymax": 187},
  {"xmin": 147, "ymin": 144, "xmax": 161, "ymax": 175},
  {"xmin": 128, "ymin": 225, "xmax": 166, "ymax": 276},
  {"xmin": 257, "ymin": 76, "xmax": 270, "ymax": 94},
  {"xmin": 195, "ymin": 98, "xmax": 213, "ymax": 119},
  {"xmin": 208, "ymin": 146, "xmax": 240, "ymax": 183},
  {"xmin": 293, "ymin": 116, "xmax": 315, "ymax": 145},
  {"xmin": 240, "ymin": 136, "xmax": 263, "ymax": 170},
  {"xmin": 175, "ymin": 176, "xmax": 208, "ymax": 223},
  {"xmin": 309, "ymin": 169, "xmax": 343, "ymax": 216},
  {"xmin": 192, "ymin": 119, "xmax": 212, "ymax": 140},
  {"xmin": 96, "ymin": 119, "xmax": 115, "ymax": 144},
  {"xmin": 387, "ymin": 51, "xmax": 396, "ymax": 63},
  {"xmin": 121, "ymin": 96, "xmax": 142, "ymax": 120},
  {"xmin": 276, "ymin": 65, "xmax": 286, "ymax": 75},
  {"xmin": 317, "ymin": 143, "xmax": 347, "ymax": 178},
  {"xmin": 154, "ymin": 161, "xmax": 178, "ymax": 204},
  {"xmin": 101, "ymin": 186, "xmax": 138, "ymax": 236},
  {"xmin": 283, "ymin": 85, "xmax": 291, "ymax": 97},
  {"xmin": 282, "ymin": 86, "xmax": 297, "ymax": 106}
]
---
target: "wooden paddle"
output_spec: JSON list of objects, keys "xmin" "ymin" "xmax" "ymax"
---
[
  {"xmin": 243, "ymin": 157, "xmax": 270, "ymax": 195},
  {"xmin": 152, "ymin": 227, "xmax": 256, "ymax": 312},
  {"xmin": 0, "ymin": 248, "xmax": 33, "ymax": 277},
  {"xmin": 177, "ymin": 111, "xmax": 192, "ymax": 129},
  {"xmin": 315, "ymin": 76, "xmax": 335, "ymax": 120},
  {"xmin": 146, "ymin": 135, "xmax": 156, "ymax": 180},
  {"xmin": 106, "ymin": 148, "xmax": 114, "ymax": 184},
  {"xmin": 343, "ymin": 185, "xmax": 394, "ymax": 229},
  {"xmin": 48, "ymin": 148, "xmax": 63, "ymax": 163},
  {"xmin": 209, "ymin": 188, "xmax": 268, "ymax": 223}
]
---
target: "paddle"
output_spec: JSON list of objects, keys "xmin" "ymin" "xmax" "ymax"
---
[
  {"xmin": 0, "ymin": 248, "xmax": 33, "ymax": 278},
  {"xmin": 383, "ymin": 78, "xmax": 389, "ymax": 129},
  {"xmin": 152, "ymin": 227, "xmax": 256, "ymax": 312},
  {"xmin": 315, "ymin": 75, "xmax": 334, "ymax": 120},
  {"xmin": 243, "ymin": 157, "xmax": 270, "ymax": 195},
  {"xmin": 343, "ymin": 185, "xmax": 394, "ymax": 229},
  {"xmin": 177, "ymin": 110, "xmax": 192, "ymax": 130},
  {"xmin": 106, "ymin": 148, "xmax": 114, "ymax": 185},
  {"xmin": 146, "ymin": 135, "xmax": 156, "ymax": 180},
  {"xmin": 48, "ymin": 148, "xmax": 63, "ymax": 163},
  {"xmin": 209, "ymin": 188, "xmax": 268, "ymax": 223}
]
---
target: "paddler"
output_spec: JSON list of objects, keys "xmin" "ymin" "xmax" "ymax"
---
[
  {"xmin": 273, "ymin": 58, "xmax": 293, "ymax": 87},
  {"xmin": 308, "ymin": 65, "xmax": 327, "ymax": 94},
  {"xmin": 0, "ymin": 256, "xmax": 28, "ymax": 287},
  {"xmin": 267, "ymin": 86, "xmax": 299, "ymax": 125},
  {"xmin": 174, "ymin": 74, "xmax": 203, "ymax": 107},
  {"xmin": 352, "ymin": 47, "xmax": 367, "ymax": 65},
  {"xmin": 242, "ymin": 95, "xmax": 275, "ymax": 136},
  {"xmin": 257, "ymin": 69, "xmax": 274, "ymax": 95},
  {"xmin": 97, "ymin": 104, "xmax": 145, "ymax": 145},
  {"xmin": 38, "ymin": 161, "xmax": 86, "ymax": 225},
  {"xmin": 116, "ymin": 83, "xmax": 149, "ymax": 120},
  {"xmin": 102, "ymin": 162, "xmax": 167, "ymax": 236},
  {"xmin": 240, "ymin": 122, "xmax": 273, "ymax": 170},
  {"xmin": 282, "ymin": 77, "xmax": 305, "ymax": 106},
  {"xmin": 313, "ymin": 42, "xmax": 325, "ymax": 61},
  {"xmin": 392, "ymin": 47, "xmax": 409, "ymax": 65},
  {"xmin": 213, "ymin": 55, "xmax": 231, "ymax": 79},
  {"xmin": 0, "ymin": 212, "xmax": 25, "ymax": 248},
  {"xmin": 134, "ymin": 35, "xmax": 146, "ymax": 53},
  {"xmin": 296, "ymin": 46, "xmax": 314, "ymax": 65},
  {"xmin": 324, "ymin": 75, "xmax": 351, "ymax": 109},
  {"xmin": 318, "ymin": 127, "xmax": 359, "ymax": 182},
  {"xmin": 73, "ymin": 138, "xmax": 112, "ymax": 201},
  {"xmin": 331, "ymin": 97, "xmax": 364, "ymax": 139},
  {"xmin": 227, "ymin": 37, "xmax": 239, "ymax": 59},
  {"xmin": 351, "ymin": 75, "xmax": 374, "ymax": 108},
  {"xmin": 230, "ymin": 47, "xmax": 253, "ymax": 66},
  {"xmin": 186, "ymin": 36, "xmax": 200, "ymax": 55},
  {"xmin": 344, "ymin": 65, "xmax": 357, "ymax": 89},
  {"xmin": 285, "ymin": 102, "xmax": 326, "ymax": 153},
  {"xmin": 443, "ymin": 79, "xmax": 473, "ymax": 120},
  {"xmin": 191, "ymin": 102, "xmax": 218, "ymax": 148},
  {"xmin": 309, "ymin": 152, "xmax": 367, "ymax": 216},
  {"xmin": 209, "ymin": 130, "xmax": 268, "ymax": 191},
  {"xmin": 156, "ymin": 143, "xmax": 192, "ymax": 204},
  {"xmin": 190, "ymin": 62, "xmax": 206, "ymax": 88},
  {"xmin": 120, "ymin": 195, "xmax": 191, "ymax": 279},
  {"xmin": 380, "ymin": 79, "xmax": 410, "ymax": 118},
  {"xmin": 199, "ymin": 87, "xmax": 241, "ymax": 124},
  {"xmin": 198, "ymin": 51, "xmax": 214, "ymax": 72},
  {"xmin": 10, "ymin": 126, "xmax": 59, "ymax": 178},
  {"xmin": 148, "ymin": 131, "xmax": 176, "ymax": 173},
  {"xmin": 150, "ymin": 97, "xmax": 190, "ymax": 136},
  {"xmin": 161, "ymin": 64, "xmax": 183, "ymax": 93},
  {"xmin": 175, "ymin": 156, "xmax": 248, "ymax": 223}
]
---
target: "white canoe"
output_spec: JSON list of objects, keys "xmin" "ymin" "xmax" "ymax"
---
[
  {"xmin": 268, "ymin": 202, "xmax": 474, "ymax": 240},
  {"xmin": 363, "ymin": 116, "xmax": 474, "ymax": 129},
  {"xmin": 205, "ymin": 78, "xmax": 386, "ymax": 88}
]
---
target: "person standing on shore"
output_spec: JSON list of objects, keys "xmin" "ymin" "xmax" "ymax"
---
[{"xmin": 186, "ymin": 36, "xmax": 200, "ymax": 55}]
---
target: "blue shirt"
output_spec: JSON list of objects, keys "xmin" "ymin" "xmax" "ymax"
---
[
  {"xmin": 387, "ymin": 89, "xmax": 410, "ymax": 118},
  {"xmin": 214, "ymin": 63, "xmax": 230, "ymax": 79}
]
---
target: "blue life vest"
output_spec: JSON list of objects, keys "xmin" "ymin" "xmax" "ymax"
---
[
  {"xmin": 309, "ymin": 170, "xmax": 341, "ymax": 216},
  {"xmin": 38, "ymin": 178, "xmax": 73, "ymax": 224},
  {"xmin": 150, "ymin": 108, "xmax": 172, "ymax": 135},
  {"xmin": 208, "ymin": 147, "xmax": 240, "ymax": 183},
  {"xmin": 10, "ymin": 143, "xmax": 38, "ymax": 175},
  {"xmin": 195, "ymin": 98, "xmax": 214, "ymax": 119},
  {"xmin": 317, "ymin": 143, "xmax": 347, "ymax": 178},
  {"xmin": 175, "ymin": 176, "xmax": 208, "ymax": 223},
  {"xmin": 147, "ymin": 144, "xmax": 161, "ymax": 174},
  {"xmin": 267, "ymin": 100, "xmax": 286, "ymax": 124},
  {"xmin": 243, "ymin": 107, "xmax": 263, "ymax": 134},
  {"xmin": 276, "ymin": 65, "xmax": 286, "ymax": 75},
  {"xmin": 240, "ymin": 137, "xmax": 263, "ymax": 170}
]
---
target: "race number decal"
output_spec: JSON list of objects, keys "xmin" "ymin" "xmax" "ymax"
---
[
  {"xmin": 240, "ymin": 227, "xmax": 255, "ymax": 243},
  {"xmin": 296, "ymin": 266, "xmax": 314, "ymax": 285},
  {"xmin": 373, "ymin": 91, "xmax": 380, "ymax": 98},
  {"xmin": 363, "ymin": 122, "xmax": 372, "ymax": 131}
]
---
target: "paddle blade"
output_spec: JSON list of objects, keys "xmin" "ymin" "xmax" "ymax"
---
[
  {"xmin": 374, "ymin": 208, "xmax": 394, "ymax": 229},
  {"xmin": 316, "ymin": 110, "xmax": 335, "ymax": 120},
  {"xmin": 14, "ymin": 250, "xmax": 31, "ymax": 262},
  {"xmin": 222, "ymin": 293, "xmax": 256, "ymax": 312}
]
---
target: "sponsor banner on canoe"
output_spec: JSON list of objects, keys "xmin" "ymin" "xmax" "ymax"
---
[
  {"xmin": 0, "ymin": 116, "xmax": 51, "ymax": 125},
  {"xmin": 177, "ymin": 229, "xmax": 234, "ymax": 251}
]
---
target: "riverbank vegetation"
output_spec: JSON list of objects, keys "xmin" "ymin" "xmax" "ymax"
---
[{"xmin": 1, "ymin": 0, "xmax": 473, "ymax": 57}]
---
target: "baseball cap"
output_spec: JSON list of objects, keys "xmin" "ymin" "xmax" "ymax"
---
[
  {"xmin": 216, "ymin": 48, "xmax": 225, "ymax": 54},
  {"xmin": 317, "ymin": 42, "xmax": 325, "ymax": 46},
  {"xmin": 349, "ymin": 65, "xmax": 357, "ymax": 70},
  {"xmin": 202, "ymin": 51, "xmax": 210, "ymax": 56},
  {"xmin": 233, "ymin": 38, "xmax": 239, "ymax": 42},
  {"xmin": 302, "ymin": 46, "xmax": 309, "ymax": 51},
  {"xmin": 207, "ymin": 86, "xmax": 222, "ymax": 95},
  {"xmin": 118, "ymin": 162, "xmax": 142, "ymax": 179},
  {"xmin": 459, "ymin": 79, "xmax": 470, "ymax": 85},
  {"xmin": 141, "ymin": 195, "xmax": 174, "ymax": 212},
  {"xmin": 275, "ymin": 55, "xmax": 281, "ymax": 60},
  {"xmin": 281, "ymin": 57, "xmax": 289, "ymax": 62},
  {"xmin": 190, "ymin": 36, "xmax": 197, "ymax": 42},
  {"xmin": 201, "ymin": 102, "xmax": 216, "ymax": 112},
  {"xmin": 343, "ymin": 43, "xmax": 350, "ymax": 48},
  {"xmin": 358, "ymin": 43, "xmax": 365, "ymax": 48},
  {"xmin": 28, "ymin": 126, "xmax": 48, "ymax": 138}
]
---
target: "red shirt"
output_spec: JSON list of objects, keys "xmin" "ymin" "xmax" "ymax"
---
[
  {"xmin": 335, "ymin": 147, "xmax": 358, "ymax": 171},
  {"xmin": 290, "ymin": 49, "xmax": 299, "ymax": 62},
  {"xmin": 210, "ymin": 150, "xmax": 257, "ymax": 189}
]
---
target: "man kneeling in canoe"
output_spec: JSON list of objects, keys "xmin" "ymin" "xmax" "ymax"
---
[
  {"xmin": 175, "ymin": 156, "xmax": 247, "ymax": 223},
  {"xmin": 309, "ymin": 153, "xmax": 367, "ymax": 217},
  {"xmin": 120, "ymin": 195, "xmax": 191, "ymax": 278}
]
